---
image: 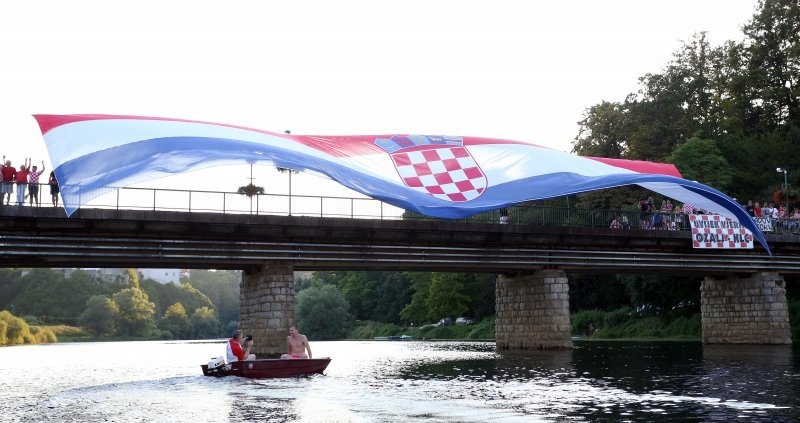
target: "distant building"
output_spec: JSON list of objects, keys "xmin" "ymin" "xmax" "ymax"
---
[
  {"xmin": 50, "ymin": 268, "xmax": 129, "ymax": 284},
  {"xmin": 139, "ymin": 269, "xmax": 184, "ymax": 285}
]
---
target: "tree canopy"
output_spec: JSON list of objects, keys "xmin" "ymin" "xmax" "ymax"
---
[{"xmin": 573, "ymin": 0, "xmax": 800, "ymax": 204}]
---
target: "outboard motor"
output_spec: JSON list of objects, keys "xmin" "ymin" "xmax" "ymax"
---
[{"xmin": 206, "ymin": 356, "xmax": 229, "ymax": 376}]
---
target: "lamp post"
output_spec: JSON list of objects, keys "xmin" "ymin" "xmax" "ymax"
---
[{"xmin": 777, "ymin": 167, "xmax": 789, "ymax": 222}]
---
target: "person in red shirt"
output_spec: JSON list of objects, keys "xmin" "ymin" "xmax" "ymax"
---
[
  {"xmin": 226, "ymin": 330, "xmax": 255, "ymax": 362},
  {"xmin": 1, "ymin": 158, "xmax": 15, "ymax": 206},
  {"xmin": 14, "ymin": 158, "xmax": 30, "ymax": 206}
]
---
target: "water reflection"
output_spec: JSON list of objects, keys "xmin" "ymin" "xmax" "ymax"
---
[{"xmin": 1, "ymin": 340, "xmax": 798, "ymax": 422}]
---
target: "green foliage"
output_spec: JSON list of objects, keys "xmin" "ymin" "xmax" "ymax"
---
[
  {"xmin": 314, "ymin": 271, "xmax": 412, "ymax": 324},
  {"xmin": 569, "ymin": 274, "xmax": 630, "ymax": 311},
  {"xmin": 78, "ymin": 295, "xmax": 119, "ymax": 336},
  {"xmin": 184, "ymin": 270, "xmax": 240, "ymax": 325},
  {"xmin": 572, "ymin": 308, "xmax": 700, "ymax": 339},
  {"xmin": 189, "ymin": 306, "xmax": 222, "ymax": 339},
  {"xmin": 789, "ymin": 298, "xmax": 800, "ymax": 341},
  {"xmin": 668, "ymin": 136, "xmax": 733, "ymax": 191},
  {"xmin": 296, "ymin": 284, "xmax": 349, "ymax": 340},
  {"xmin": 426, "ymin": 274, "xmax": 470, "ymax": 321},
  {"xmin": 621, "ymin": 274, "xmax": 701, "ymax": 316},
  {"xmin": 159, "ymin": 302, "xmax": 191, "ymax": 339},
  {"xmin": 0, "ymin": 269, "xmax": 125, "ymax": 325},
  {"xmin": 400, "ymin": 272, "xmax": 495, "ymax": 325},
  {"xmin": 572, "ymin": 1, "xmax": 800, "ymax": 202},
  {"xmin": 347, "ymin": 320, "xmax": 405, "ymax": 339},
  {"xmin": 400, "ymin": 273, "xmax": 433, "ymax": 324},
  {"xmin": 140, "ymin": 279, "xmax": 216, "ymax": 320},
  {"xmin": 127, "ymin": 268, "xmax": 140, "ymax": 289},
  {"xmin": 572, "ymin": 101, "xmax": 628, "ymax": 157},
  {"xmin": 571, "ymin": 309, "xmax": 607, "ymax": 335},
  {"xmin": 0, "ymin": 309, "xmax": 57, "ymax": 346},
  {"xmin": 112, "ymin": 288, "xmax": 157, "ymax": 337},
  {"xmin": 346, "ymin": 317, "xmax": 495, "ymax": 340}
]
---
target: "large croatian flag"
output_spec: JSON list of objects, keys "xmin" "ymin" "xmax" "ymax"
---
[{"xmin": 33, "ymin": 114, "xmax": 769, "ymax": 252}]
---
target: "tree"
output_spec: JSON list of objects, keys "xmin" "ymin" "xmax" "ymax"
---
[
  {"xmin": 78, "ymin": 295, "xmax": 119, "ymax": 336},
  {"xmin": 127, "ymin": 268, "xmax": 140, "ymax": 289},
  {"xmin": 159, "ymin": 302, "xmax": 190, "ymax": 339},
  {"xmin": 621, "ymin": 274, "xmax": 701, "ymax": 316},
  {"xmin": 426, "ymin": 274, "xmax": 470, "ymax": 321},
  {"xmin": 313, "ymin": 271, "xmax": 412, "ymax": 324},
  {"xmin": 0, "ymin": 310, "xmax": 32, "ymax": 345},
  {"xmin": 190, "ymin": 306, "xmax": 221, "ymax": 339},
  {"xmin": 400, "ymin": 273, "xmax": 433, "ymax": 324},
  {"xmin": 113, "ymin": 287, "xmax": 157, "ymax": 337},
  {"xmin": 742, "ymin": 0, "xmax": 800, "ymax": 130},
  {"xmin": 184, "ymin": 270, "xmax": 240, "ymax": 325},
  {"xmin": 295, "ymin": 285, "xmax": 349, "ymax": 340},
  {"xmin": 573, "ymin": 101, "xmax": 628, "ymax": 158},
  {"xmin": 668, "ymin": 135, "xmax": 734, "ymax": 191}
]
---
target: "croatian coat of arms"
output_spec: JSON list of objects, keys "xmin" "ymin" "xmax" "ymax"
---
[{"xmin": 374, "ymin": 135, "xmax": 487, "ymax": 202}]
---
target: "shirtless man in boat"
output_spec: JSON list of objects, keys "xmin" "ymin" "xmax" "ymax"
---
[
  {"xmin": 227, "ymin": 330, "xmax": 256, "ymax": 362},
  {"xmin": 281, "ymin": 325, "xmax": 312, "ymax": 359}
]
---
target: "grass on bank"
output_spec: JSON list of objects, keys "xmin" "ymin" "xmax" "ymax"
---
[
  {"xmin": 347, "ymin": 317, "xmax": 496, "ymax": 340},
  {"xmin": 571, "ymin": 307, "xmax": 701, "ymax": 340}
]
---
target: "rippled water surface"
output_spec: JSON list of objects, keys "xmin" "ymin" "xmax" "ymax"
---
[{"xmin": 1, "ymin": 340, "xmax": 799, "ymax": 422}]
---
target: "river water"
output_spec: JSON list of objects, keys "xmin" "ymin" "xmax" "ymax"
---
[{"xmin": 1, "ymin": 340, "xmax": 799, "ymax": 422}]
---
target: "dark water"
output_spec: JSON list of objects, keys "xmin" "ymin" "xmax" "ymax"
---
[{"xmin": 1, "ymin": 340, "xmax": 798, "ymax": 422}]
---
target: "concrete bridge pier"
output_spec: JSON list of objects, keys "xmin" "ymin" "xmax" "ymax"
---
[
  {"xmin": 496, "ymin": 269, "xmax": 573, "ymax": 350},
  {"xmin": 701, "ymin": 272, "xmax": 791, "ymax": 344},
  {"xmin": 238, "ymin": 262, "xmax": 295, "ymax": 357}
]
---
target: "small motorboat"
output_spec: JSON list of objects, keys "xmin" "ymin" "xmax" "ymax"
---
[{"xmin": 202, "ymin": 357, "xmax": 331, "ymax": 379}]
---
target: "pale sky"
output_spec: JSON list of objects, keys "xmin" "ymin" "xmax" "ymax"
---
[{"xmin": 0, "ymin": 0, "xmax": 759, "ymax": 196}]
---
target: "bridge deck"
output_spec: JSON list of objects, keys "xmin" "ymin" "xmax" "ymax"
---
[{"xmin": 1, "ymin": 207, "xmax": 798, "ymax": 274}]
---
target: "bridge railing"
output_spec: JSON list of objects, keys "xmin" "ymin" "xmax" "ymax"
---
[{"xmin": 24, "ymin": 183, "xmax": 800, "ymax": 234}]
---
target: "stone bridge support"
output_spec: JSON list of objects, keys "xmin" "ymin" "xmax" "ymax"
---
[
  {"xmin": 496, "ymin": 269, "xmax": 572, "ymax": 350},
  {"xmin": 239, "ymin": 262, "xmax": 295, "ymax": 357},
  {"xmin": 701, "ymin": 272, "xmax": 791, "ymax": 344}
]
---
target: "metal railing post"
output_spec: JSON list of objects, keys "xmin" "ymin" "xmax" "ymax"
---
[
  {"xmin": 189, "ymin": 191, "xmax": 192, "ymax": 212},
  {"xmin": 153, "ymin": 189, "xmax": 156, "ymax": 211},
  {"xmin": 351, "ymin": 198, "xmax": 354, "ymax": 219},
  {"xmin": 320, "ymin": 197, "xmax": 323, "ymax": 217},
  {"xmin": 116, "ymin": 189, "xmax": 120, "ymax": 211}
]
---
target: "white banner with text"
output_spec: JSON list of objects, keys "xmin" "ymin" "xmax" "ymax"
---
[{"xmin": 689, "ymin": 214, "xmax": 754, "ymax": 249}]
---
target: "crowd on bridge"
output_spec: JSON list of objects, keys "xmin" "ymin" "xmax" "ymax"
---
[
  {"xmin": 1, "ymin": 156, "xmax": 59, "ymax": 207},
  {"xmin": 742, "ymin": 199, "xmax": 800, "ymax": 232},
  {"xmin": 633, "ymin": 197, "xmax": 692, "ymax": 230},
  {"xmin": 614, "ymin": 196, "xmax": 799, "ymax": 233}
]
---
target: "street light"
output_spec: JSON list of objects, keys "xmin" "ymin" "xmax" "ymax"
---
[{"xmin": 777, "ymin": 167, "xmax": 789, "ymax": 222}]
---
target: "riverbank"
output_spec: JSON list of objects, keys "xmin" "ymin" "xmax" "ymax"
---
[
  {"xmin": 344, "ymin": 310, "xmax": 704, "ymax": 341},
  {"xmin": 0, "ymin": 310, "xmax": 58, "ymax": 346},
  {"xmin": 14, "ymin": 299, "xmax": 800, "ymax": 344}
]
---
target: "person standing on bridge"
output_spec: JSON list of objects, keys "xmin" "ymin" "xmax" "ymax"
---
[
  {"xmin": 1, "ymin": 157, "xmax": 15, "ymax": 206},
  {"xmin": 14, "ymin": 158, "xmax": 30, "ymax": 206},
  {"xmin": 48, "ymin": 171, "xmax": 60, "ymax": 207},
  {"xmin": 27, "ymin": 161, "xmax": 45, "ymax": 207},
  {"xmin": 281, "ymin": 325, "xmax": 312, "ymax": 359}
]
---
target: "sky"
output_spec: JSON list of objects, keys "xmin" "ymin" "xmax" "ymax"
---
[{"xmin": 0, "ymin": 0, "xmax": 760, "ymax": 196}]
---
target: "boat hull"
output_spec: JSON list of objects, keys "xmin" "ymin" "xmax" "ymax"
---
[{"xmin": 202, "ymin": 358, "xmax": 331, "ymax": 379}]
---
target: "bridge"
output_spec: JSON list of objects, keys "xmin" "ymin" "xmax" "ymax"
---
[{"xmin": 2, "ymin": 186, "xmax": 798, "ymax": 353}]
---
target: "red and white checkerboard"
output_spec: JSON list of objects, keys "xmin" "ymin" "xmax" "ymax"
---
[
  {"xmin": 390, "ymin": 146, "xmax": 487, "ymax": 202},
  {"xmin": 689, "ymin": 214, "xmax": 753, "ymax": 248}
]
